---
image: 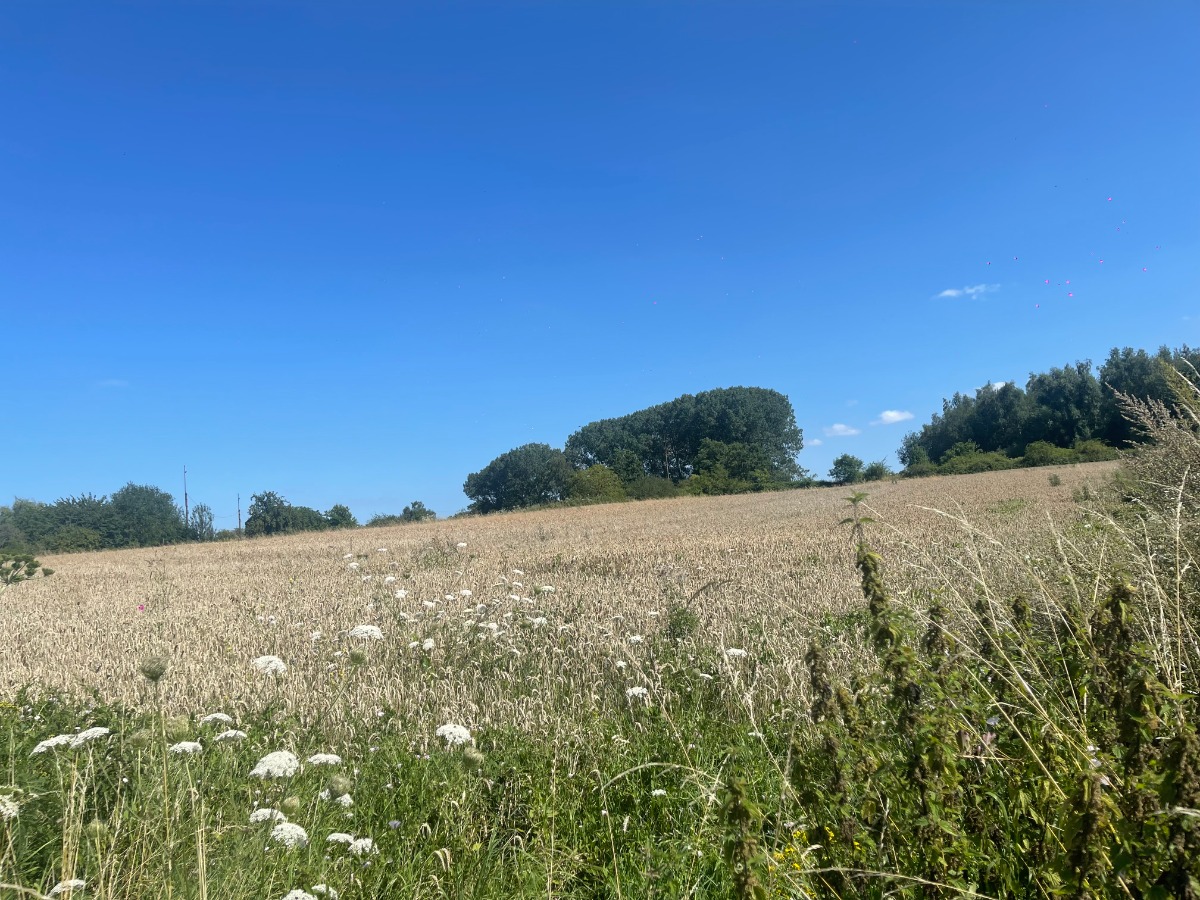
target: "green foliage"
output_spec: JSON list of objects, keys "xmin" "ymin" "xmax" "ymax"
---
[
  {"xmin": 401, "ymin": 500, "xmax": 436, "ymax": 522},
  {"xmin": 828, "ymin": 454, "xmax": 865, "ymax": 485},
  {"xmin": 862, "ymin": 459, "xmax": 891, "ymax": 481},
  {"xmin": 245, "ymin": 491, "xmax": 331, "ymax": 537},
  {"xmin": 110, "ymin": 483, "xmax": 187, "ymax": 547},
  {"xmin": 623, "ymin": 475, "xmax": 680, "ymax": 500},
  {"xmin": 464, "ymin": 443, "xmax": 574, "ymax": 513},
  {"xmin": 0, "ymin": 552, "xmax": 53, "ymax": 588},
  {"xmin": 567, "ymin": 465, "xmax": 627, "ymax": 504},
  {"xmin": 323, "ymin": 504, "xmax": 358, "ymax": 529},
  {"xmin": 565, "ymin": 386, "xmax": 804, "ymax": 484},
  {"xmin": 187, "ymin": 503, "xmax": 215, "ymax": 541}
]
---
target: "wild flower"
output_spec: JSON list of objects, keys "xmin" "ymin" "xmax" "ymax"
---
[
  {"xmin": 0, "ymin": 794, "xmax": 19, "ymax": 820},
  {"xmin": 326, "ymin": 832, "xmax": 355, "ymax": 844},
  {"xmin": 383, "ymin": 576, "xmax": 395, "ymax": 584},
  {"xmin": 628, "ymin": 635, "xmax": 644, "ymax": 644},
  {"xmin": 311, "ymin": 886, "xmax": 337, "ymax": 900},
  {"xmin": 71, "ymin": 727, "xmax": 111, "ymax": 748},
  {"xmin": 250, "ymin": 807, "xmax": 287, "ymax": 824},
  {"xmin": 168, "ymin": 741, "xmax": 203, "ymax": 755},
  {"xmin": 342, "ymin": 553, "xmax": 353, "ymax": 559},
  {"xmin": 436, "ymin": 723, "xmax": 473, "ymax": 746},
  {"xmin": 460, "ymin": 589, "xmax": 472, "ymax": 597},
  {"xmin": 281, "ymin": 891, "xmax": 316, "ymax": 900},
  {"xmin": 252, "ymin": 655, "xmax": 287, "ymax": 677},
  {"xmin": 269, "ymin": 821, "xmax": 309, "ymax": 848},
  {"xmin": 307, "ymin": 753, "xmax": 342, "ymax": 766},
  {"xmin": 511, "ymin": 569, "xmax": 524, "ymax": 576},
  {"xmin": 651, "ymin": 789, "xmax": 667, "ymax": 797},
  {"xmin": 725, "ymin": 647, "xmax": 748, "ymax": 658},
  {"xmin": 394, "ymin": 589, "xmax": 407, "ymax": 599},
  {"xmin": 422, "ymin": 638, "xmax": 435, "ymax": 652},
  {"xmin": 377, "ymin": 548, "xmax": 387, "ymax": 553},
  {"xmin": 31, "ymin": 734, "xmax": 76, "ymax": 755},
  {"xmin": 48, "ymin": 880, "xmax": 86, "ymax": 896},
  {"xmin": 348, "ymin": 837, "xmax": 377, "ymax": 856},
  {"xmin": 348, "ymin": 625, "xmax": 383, "ymax": 641},
  {"xmin": 529, "ymin": 616, "xmax": 548, "ymax": 626},
  {"xmin": 251, "ymin": 750, "xmax": 300, "ymax": 779},
  {"xmin": 215, "ymin": 729, "xmax": 248, "ymax": 742},
  {"xmin": 199, "ymin": 712, "xmax": 233, "ymax": 725},
  {"xmin": 456, "ymin": 542, "xmax": 467, "ymax": 548},
  {"xmin": 626, "ymin": 686, "xmax": 649, "ymax": 699},
  {"xmin": 310, "ymin": 630, "xmax": 323, "ymax": 642},
  {"xmin": 538, "ymin": 585, "xmax": 555, "ymax": 593}
]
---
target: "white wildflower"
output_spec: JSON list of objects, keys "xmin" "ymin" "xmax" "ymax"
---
[
  {"xmin": 651, "ymin": 788, "xmax": 667, "ymax": 797},
  {"xmin": 725, "ymin": 648, "xmax": 748, "ymax": 658},
  {"xmin": 311, "ymin": 886, "xmax": 337, "ymax": 900},
  {"xmin": 269, "ymin": 822, "xmax": 309, "ymax": 848},
  {"xmin": 348, "ymin": 837, "xmax": 377, "ymax": 856},
  {"xmin": 333, "ymin": 793, "xmax": 353, "ymax": 808},
  {"xmin": 281, "ymin": 891, "xmax": 316, "ymax": 900},
  {"xmin": 310, "ymin": 630, "xmax": 323, "ymax": 642},
  {"xmin": 49, "ymin": 880, "xmax": 86, "ymax": 896},
  {"xmin": 377, "ymin": 548, "xmax": 388, "ymax": 553},
  {"xmin": 456, "ymin": 542, "xmax": 467, "ymax": 548},
  {"xmin": 347, "ymin": 562, "xmax": 359, "ymax": 570},
  {"xmin": 169, "ymin": 741, "xmax": 203, "ymax": 755},
  {"xmin": 628, "ymin": 635, "xmax": 643, "ymax": 644},
  {"xmin": 31, "ymin": 734, "xmax": 76, "ymax": 755},
  {"xmin": 422, "ymin": 638, "xmax": 435, "ymax": 652},
  {"xmin": 511, "ymin": 569, "xmax": 524, "ymax": 576},
  {"xmin": 539, "ymin": 585, "xmax": 555, "ymax": 593},
  {"xmin": 306, "ymin": 753, "xmax": 342, "ymax": 766},
  {"xmin": 394, "ymin": 589, "xmax": 407, "ymax": 599},
  {"xmin": 615, "ymin": 660, "xmax": 627, "ymax": 669},
  {"xmin": 250, "ymin": 807, "xmax": 287, "ymax": 824},
  {"xmin": 625, "ymin": 686, "xmax": 648, "ymax": 699},
  {"xmin": 435, "ymin": 723, "xmax": 473, "ymax": 747},
  {"xmin": 348, "ymin": 625, "xmax": 383, "ymax": 641},
  {"xmin": 326, "ymin": 832, "xmax": 355, "ymax": 844},
  {"xmin": 252, "ymin": 655, "xmax": 288, "ymax": 677},
  {"xmin": 200, "ymin": 712, "xmax": 233, "ymax": 725},
  {"xmin": 529, "ymin": 616, "xmax": 547, "ymax": 626},
  {"xmin": 383, "ymin": 576, "xmax": 395, "ymax": 584},
  {"xmin": 0, "ymin": 794, "xmax": 19, "ymax": 821},
  {"xmin": 71, "ymin": 727, "xmax": 111, "ymax": 748},
  {"xmin": 215, "ymin": 729, "xmax": 248, "ymax": 742},
  {"xmin": 250, "ymin": 750, "xmax": 300, "ymax": 779},
  {"xmin": 342, "ymin": 553, "xmax": 353, "ymax": 559}
]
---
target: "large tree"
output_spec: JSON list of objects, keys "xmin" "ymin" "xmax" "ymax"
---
[{"xmin": 464, "ymin": 443, "xmax": 574, "ymax": 513}]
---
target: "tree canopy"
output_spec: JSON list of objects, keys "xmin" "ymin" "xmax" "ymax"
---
[{"xmin": 463, "ymin": 444, "xmax": 573, "ymax": 514}]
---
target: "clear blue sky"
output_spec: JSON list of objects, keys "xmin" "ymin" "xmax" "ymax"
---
[{"xmin": 3, "ymin": 2, "xmax": 1197, "ymax": 522}]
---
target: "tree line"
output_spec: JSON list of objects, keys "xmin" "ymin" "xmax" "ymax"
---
[
  {"xmin": 895, "ymin": 345, "xmax": 1196, "ymax": 477},
  {"xmin": 464, "ymin": 386, "xmax": 808, "ymax": 513},
  {"xmin": 0, "ymin": 486, "xmax": 437, "ymax": 554}
]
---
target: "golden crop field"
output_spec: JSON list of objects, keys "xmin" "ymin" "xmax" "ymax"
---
[{"xmin": 1, "ymin": 463, "xmax": 1116, "ymax": 745}]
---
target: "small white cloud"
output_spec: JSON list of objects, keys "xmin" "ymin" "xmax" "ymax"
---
[
  {"xmin": 935, "ymin": 284, "xmax": 999, "ymax": 300},
  {"xmin": 808, "ymin": 438, "xmax": 823, "ymax": 447},
  {"xmin": 823, "ymin": 423, "xmax": 861, "ymax": 437},
  {"xmin": 872, "ymin": 410, "xmax": 914, "ymax": 426}
]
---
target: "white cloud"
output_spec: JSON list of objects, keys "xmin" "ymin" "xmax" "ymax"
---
[
  {"xmin": 935, "ymin": 283, "xmax": 1000, "ymax": 300},
  {"xmin": 823, "ymin": 423, "xmax": 861, "ymax": 437},
  {"xmin": 872, "ymin": 410, "xmax": 914, "ymax": 425},
  {"xmin": 808, "ymin": 438, "xmax": 823, "ymax": 447}
]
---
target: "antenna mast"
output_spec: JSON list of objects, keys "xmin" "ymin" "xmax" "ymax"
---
[{"xmin": 183, "ymin": 465, "xmax": 189, "ymax": 530}]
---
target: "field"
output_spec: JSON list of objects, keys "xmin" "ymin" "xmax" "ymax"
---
[{"xmin": 5, "ymin": 458, "xmax": 1197, "ymax": 900}]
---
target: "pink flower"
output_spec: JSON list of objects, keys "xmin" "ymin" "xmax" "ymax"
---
[{"xmin": 137, "ymin": 604, "xmax": 145, "ymax": 612}]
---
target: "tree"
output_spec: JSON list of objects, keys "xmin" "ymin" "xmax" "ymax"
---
[
  {"xmin": 401, "ymin": 501, "xmax": 436, "ymax": 522},
  {"xmin": 464, "ymin": 444, "xmax": 574, "ymax": 513},
  {"xmin": 568, "ymin": 465, "xmax": 627, "ymax": 503},
  {"xmin": 829, "ymin": 455, "xmax": 865, "ymax": 485},
  {"xmin": 188, "ymin": 503, "xmax": 216, "ymax": 541},
  {"xmin": 110, "ymin": 483, "xmax": 185, "ymax": 547},
  {"xmin": 863, "ymin": 460, "xmax": 892, "ymax": 481},
  {"xmin": 325, "ymin": 504, "xmax": 358, "ymax": 529}
]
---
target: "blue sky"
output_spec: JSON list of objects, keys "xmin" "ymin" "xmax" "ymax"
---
[{"xmin": 3, "ymin": 1, "xmax": 1197, "ymax": 522}]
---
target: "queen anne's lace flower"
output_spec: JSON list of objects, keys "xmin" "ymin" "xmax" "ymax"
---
[
  {"xmin": 31, "ymin": 734, "xmax": 76, "ymax": 755},
  {"xmin": 435, "ymin": 723, "xmax": 473, "ymax": 747},
  {"xmin": 281, "ymin": 891, "xmax": 316, "ymax": 900},
  {"xmin": 252, "ymin": 655, "xmax": 288, "ymax": 677},
  {"xmin": 215, "ymin": 729, "xmax": 248, "ymax": 742},
  {"xmin": 422, "ymin": 638, "xmax": 435, "ymax": 652},
  {"xmin": 0, "ymin": 794, "xmax": 19, "ymax": 821},
  {"xmin": 169, "ymin": 741, "xmax": 203, "ymax": 755},
  {"xmin": 348, "ymin": 625, "xmax": 383, "ymax": 641},
  {"xmin": 71, "ymin": 727, "xmax": 111, "ymax": 748},
  {"xmin": 200, "ymin": 712, "xmax": 233, "ymax": 725},
  {"xmin": 348, "ymin": 837, "xmax": 377, "ymax": 856},
  {"xmin": 725, "ymin": 648, "xmax": 748, "ymax": 658},
  {"xmin": 270, "ymin": 822, "xmax": 308, "ymax": 848},
  {"xmin": 625, "ymin": 686, "xmax": 649, "ymax": 699},
  {"xmin": 311, "ymin": 886, "xmax": 337, "ymax": 900},
  {"xmin": 306, "ymin": 753, "xmax": 342, "ymax": 766},
  {"xmin": 250, "ymin": 807, "xmax": 287, "ymax": 824},
  {"xmin": 48, "ymin": 880, "xmax": 86, "ymax": 896},
  {"xmin": 251, "ymin": 751, "xmax": 300, "ymax": 778},
  {"xmin": 326, "ymin": 832, "xmax": 355, "ymax": 844}
]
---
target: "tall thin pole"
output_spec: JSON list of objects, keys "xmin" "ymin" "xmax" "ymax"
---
[
  {"xmin": 183, "ymin": 466, "xmax": 189, "ymax": 530},
  {"xmin": 237, "ymin": 494, "xmax": 242, "ymax": 534}
]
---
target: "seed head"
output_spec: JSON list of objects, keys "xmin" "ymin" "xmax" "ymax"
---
[{"xmin": 139, "ymin": 656, "xmax": 168, "ymax": 683}]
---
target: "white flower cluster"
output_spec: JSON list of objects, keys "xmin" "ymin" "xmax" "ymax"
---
[
  {"xmin": 200, "ymin": 712, "xmax": 233, "ymax": 725},
  {"xmin": 252, "ymin": 655, "xmax": 288, "ymax": 677},
  {"xmin": 250, "ymin": 750, "xmax": 300, "ymax": 779},
  {"xmin": 168, "ymin": 741, "xmax": 203, "ymax": 755},
  {"xmin": 31, "ymin": 727, "xmax": 111, "ymax": 756},
  {"xmin": 348, "ymin": 624, "xmax": 383, "ymax": 641},
  {"xmin": 215, "ymin": 729, "xmax": 248, "ymax": 742},
  {"xmin": 625, "ymin": 686, "xmax": 649, "ymax": 699},
  {"xmin": 49, "ymin": 880, "xmax": 86, "ymax": 897},
  {"xmin": 0, "ymin": 794, "xmax": 19, "ymax": 821},
  {"xmin": 250, "ymin": 807, "xmax": 288, "ymax": 824},
  {"xmin": 306, "ymin": 753, "xmax": 342, "ymax": 766},
  {"xmin": 435, "ymin": 723, "xmax": 473, "ymax": 747},
  {"xmin": 326, "ymin": 833, "xmax": 375, "ymax": 856},
  {"xmin": 725, "ymin": 647, "xmax": 748, "ymax": 659},
  {"xmin": 269, "ymin": 822, "xmax": 309, "ymax": 849}
]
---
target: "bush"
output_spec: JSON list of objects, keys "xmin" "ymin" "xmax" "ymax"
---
[
  {"xmin": 829, "ymin": 454, "xmax": 865, "ymax": 485},
  {"xmin": 863, "ymin": 460, "xmax": 892, "ymax": 481},
  {"xmin": 624, "ymin": 476, "xmax": 680, "ymax": 500},
  {"xmin": 568, "ymin": 465, "xmax": 627, "ymax": 504}
]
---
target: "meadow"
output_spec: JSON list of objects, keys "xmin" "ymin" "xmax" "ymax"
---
[{"xmin": 2, "ymin": 458, "xmax": 1196, "ymax": 899}]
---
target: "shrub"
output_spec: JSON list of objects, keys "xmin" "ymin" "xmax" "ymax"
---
[
  {"xmin": 624, "ymin": 475, "xmax": 680, "ymax": 500},
  {"xmin": 568, "ymin": 465, "xmax": 627, "ymax": 504}
]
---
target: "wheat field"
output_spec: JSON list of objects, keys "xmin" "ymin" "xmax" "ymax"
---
[{"xmin": 2, "ymin": 464, "xmax": 1115, "ymax": 745}]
